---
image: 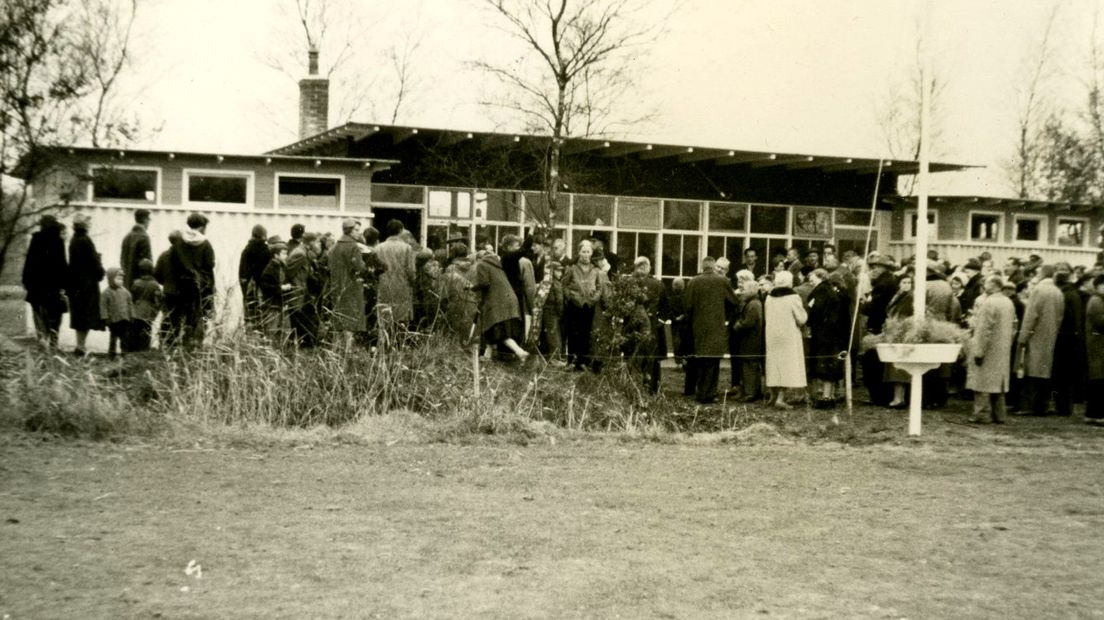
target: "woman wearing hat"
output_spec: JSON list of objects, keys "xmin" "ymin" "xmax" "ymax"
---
[
  {"xmin": 764, "ymin": 270, "xmax": 807, "ymax": 408},
  {"xmin": 66, "ymin": 214, "xmax": 105, "ymax": 355}
]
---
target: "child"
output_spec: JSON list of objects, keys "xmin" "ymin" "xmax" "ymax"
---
[
  {"xmin": 129, "ymin": 258, "xmax": 162, "ymax": 352},
  {"xmin": 100, "ymin": 267, "xmax": 134, "ymax": 358},
  {"xmin": 535, "ymin": 261, "xmax": 565, "ymax": 361},
  {"xmin": 258, "ymin": 236, "xmax": 292, "ymax": 341}
]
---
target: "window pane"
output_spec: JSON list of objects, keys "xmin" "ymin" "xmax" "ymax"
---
[
  {"xmin": 1015, "ymin": 218, "xmax": 1041, "ymax": 242},
  {"xmin": 188, "ymin": 174, "xmax": 247, "ymax": 204},
  {"xmin": 834, "ymin": 208, "xmax": 872, "ymax": 227},
  {"xmin": 750, "ymin": 204, "xmax": 787, "ymax": 234},
  {"xmin": 661, "ymin": 234, "xmax": 681, "ymax": 277},
  {"xmin": 970, "ymin": 214, "xmax": 1000, "ymax": 241},
  {"xmin": 371, "ymin": 184, "xmax": 423, "ymax": 204},
  {"xmin": 637, "ymin": 233, "xmax": 657, "ymax": 268},
  {"xmin": 521, "ymin": 191, "xmax": 566, "ymax": 224},
  {"xmin": 278, "ymin": 176, "xmax": 340, "ymax": 210},
  {"xmin": 707, "ymin": 236, "xmax": 725, "ymax": 260},
  {"xmin": 572, "ymin": 194, "xmax": 614, "ymax": 226},
  {"xmin": 616, "ymin": 231, "xmax": 638, "ymax": 267},
  {"xmin": 664, "ymin": 200, "xmax": 701, "ymax": 230},
  {"xmin": 428, "ymin": 190, "xmax": 451, "ymax": 217},
  {"xmin": 618, "ymin": 197, "xmax": 660, "ymax": 229},
  {"xmin": 1057, "ymin": 220, "xmax": 1084, "ymax": 246},
  {"xmin": 478, "ymin": 190, "xmax": 522, "ymax": 222},
  {"xmin": 708, "ymin": 202, "xmax": 747, "ymax": 231},
  {"xmin": 92, "ymin": 168, "xmax": 157, "ymax": 203}
]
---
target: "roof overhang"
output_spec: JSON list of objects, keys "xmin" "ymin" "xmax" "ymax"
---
[
  {"xmin": 14, "ymin": 146, "xmax": 399, "ymax": 180},
  {"xmin": 268, "ymin": 122, "xmax": 976, "ymax": 176}
]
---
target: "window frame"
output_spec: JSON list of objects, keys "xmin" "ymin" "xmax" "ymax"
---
[
  {"xmin": 967, "ymin": 210, "xmax": 1005, "ymax": 244},
  {"xmin": 273, "ymin": 172, "xmax": 346, "ymax": 212},
  {"xmin": 183, "ymin": 168, "xmax": 254, "ymax": 208},
  {"xmin": 904, "ymin": 208, "xmax": 939, "ymax": 242},
  {"xmin": 87, "ymin": 164, "xmax": 162, "ymax": 206},
  {"xmin": 1011, "ymin": 213, "xmax": 1048, "ymax": 245},
  {"xmin": 1055, "ymin": 216, "xmax": 1091, "ymax": 248}
]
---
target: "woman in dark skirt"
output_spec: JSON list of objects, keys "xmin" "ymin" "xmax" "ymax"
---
[
  {"xmin": 471, "ymin": 248, "xmax": 528, "ymax": 361},
  {"xmin": 66, "ymin": 214, "xmax": 105, "ymax": 355},
  {"xmin": 22, "ymin": 215, "xmax": 68, "ymax": 349}
]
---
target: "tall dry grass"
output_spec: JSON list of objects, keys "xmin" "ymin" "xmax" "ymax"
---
[{"xmin": 1, "ymin": 329, "xmax": 688, "ymax": 441}]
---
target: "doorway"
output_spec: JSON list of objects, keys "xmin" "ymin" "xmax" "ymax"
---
[{"xmin": 372, "ymin": 207, "xmax": 423, "ymax": 242}]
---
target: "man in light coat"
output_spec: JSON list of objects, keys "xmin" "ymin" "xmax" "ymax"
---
[
  {"xmin": 1016, "ymin": 264, "xmax": 1065, "ymax": 416},
  {"xmin": 375, "ymin": 219, "xmax": 417, "ymax": 337},
  {"xmin": 967, "ymin": 276, "xmax": 1017, "ymax": 424}
]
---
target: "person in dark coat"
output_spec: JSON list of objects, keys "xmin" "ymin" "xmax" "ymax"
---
[
  {"xmin": 861, "ymin": 254, "xmax": 898, "ymax": 405},
  {"xmin": 1084, "ymin": 274, "xmax": 1104, "ymax": 423},
  {"xmin": 66, "ymin": 214, "xmax": 105, "ymax": 355},
  {"xmin": 958, "ymin": 258, "xmax": 984, "ymax": 321},
  {"xmin": 471, "ymin": 249, "xmax": 527, "ymax": 362},
  {"xmin": 627, "ymin": 256, "xmax": 667, "ymax": 394},
  {"xmin": 258, "ymin": 236, "xmax": 291, "ymax": 341},
  {"xmin": 170, "ymin": 213, "xmax": 216, "ymax": 349},
  {"xmin": 22, "ymin": 215, "xmax": 68, "ymax": 349},
  {"xmin": 684, "ymin": 256, "xmax": 738, "ymax": 404},
  {"xmin": 129, "ymin": 259, "xmax": 162, "ymax": 352},
  {"xmin": 238, "ymin": 224, "xmax": 270, "ymax": 330},
  {"xmin": 285, "ymin": 232, "xmax": 323, "ymax": 348},
  {"xmin": 120, "ymin": 209, "xmax": 151, "ymax": 289},
  {"xmin": 154, "ymin": 230, "xmax": 183, "ymax": 349},
  {"xmin": 806, "ymin": 268, "xmax": 847, "ymax": 408},
  {"xmin": 1052, "ymin": 264, "xmax": 1086, "ymax": 417},
  {"xmin": 328, "ymin": 219, "xmax": 367, "ymax": 352},
  {"xmin": 731, "ymin": 278, "xmax": 764, "ymax": 402}
]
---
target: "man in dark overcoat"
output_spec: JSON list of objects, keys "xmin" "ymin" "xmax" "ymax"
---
[
  {"xmin": 328, "ymin": 219, "xmax": 367, "ymax": 352},
  {"xmin": 120, "ymin": 209, "xmax": 151, "ymax": 289},
  {"xmin": 684, "ymin": 256, "xmax": 738, "ymax": 404},
  {"xmin": 861, "ymin": 254, "xmax": 898, "ymax": 405},
  {"xmin": 1052, "ymin": 263, "xmax": 1086, "ymax": 416},
  {"xmin": 22, "ymin": 215, "xmax": 68, "ymax": 349}
]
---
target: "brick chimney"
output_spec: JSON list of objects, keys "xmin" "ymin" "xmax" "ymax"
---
[{"xmin": 298, "ymin": 47, "xmax": 329, "ymax": 140}]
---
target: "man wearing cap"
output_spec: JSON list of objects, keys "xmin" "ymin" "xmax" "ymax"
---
[
  {"xmin": 286, "ymin": 232, "xmax": 323, "ymax": 347},
  {"xmin": 120, "ymin": 209, "xmax": 152, "ymax": 289},
  {"xmin": 258, "ymin": 236, "xmax": 292, "ymax": 340},
  {"xmin": 861, "ymin": 254, "xmax": 898, "ymax": 405},
  {"xmin": 959, "ymin": 257, "xmax": 984, "ymax": 319},
  {"xmin": 1016, "ymin": 264, "xmax": 1065, "ymax": 415},
  {"xmin": 287, "ymin": 223, "xmax": 306, "ymax": 254},
  {"xmin": 328, "ymin": 219, "xmax": 367, "ymax": 351}
]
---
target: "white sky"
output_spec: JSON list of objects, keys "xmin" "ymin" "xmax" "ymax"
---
[{"xmin": 118, "ymin": 0, "xmax": 1101, "ymax": 197}]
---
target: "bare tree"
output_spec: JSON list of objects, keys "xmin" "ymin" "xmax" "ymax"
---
[
  {"xmin": 0, "ymin": 0, "xmax": 140, "ymax": 280},
  {"xmin": 474, "ymin": 0, "xmax": 671, "ymax": 227},
  {"xmin": 1005, "ymin": 2, "xmax": 1063, "ymax": 199}
]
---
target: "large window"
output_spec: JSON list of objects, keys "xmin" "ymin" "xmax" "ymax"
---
[
  {"xmin": 969, "ymin": 212, "xmax": 1003, "ymax": 242},
  {"xmin": 475, "ymin": 224, "xmax": 522, "ymax": 251},
  {"xmin": 706, "ymin": 235, "xmax": 746, "ymax": 264},
  {"xmin": 90, "ymin": 167, "xmax": 158, "ymax": 204},
  {"xmin": 372, "ymin": 184, "xmax": 424, "ymax": 205},
  {"xmin": 663, "ymin": 200, "xmax": 701, "ymax": 230},
  {"xmin": 572, "ymin": 194, "xmax": 614, "ymax": 226},
  {"xmin": 661, "ymin": 233, "xmax": 701, "ymax": 279},
  {"xmin": 749, "ymin": 204, "xmax": 788, "ymax": 234},
  {"xmin": 1056, "ymin": 218, "xmax": 1088, "ymax": 247},
  {"xmin": 185, "ymin": 170, "xmax": 250, "ymax": 206},
  {"xmin": 615, "ymin": 231, "xmax": 657, "ymax": 269},
  {"xmin": 521, "ymin": 191, "xmax": 565, "ymax": 224},
  {"xmin": 618, "ymin": 197, "xmax": 660, "ymax": 229},
  {"xmin": 426, "ymin": 224, "xmax": 471, "ymax": 251},
  {"xmin": 904, "ymin": 209, "xmax": 938, "ymax": 241},
  {"xmin": 708, "ymin": 202, "xmax": 747, "ymax": 232},
  {"xmin": 1013, "ymin": 214, "xmax": 1046, "ymax": 244},
  {"xmin": 277, "ymin": 175, "xmax": 342, "ymax": 210},
  {"xmin": 428, "ymin": 189, "xmax": 471, "ymax": 219}
]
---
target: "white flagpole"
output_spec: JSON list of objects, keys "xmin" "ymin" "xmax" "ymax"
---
[{"xmin": 909, "ymin": 0, "xmax": 933, "ymax": 436}]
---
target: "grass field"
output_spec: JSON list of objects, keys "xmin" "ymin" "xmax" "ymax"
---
[{"xmin": 3, "ymin": 406, "xmax": 1104, "ymax": 619}]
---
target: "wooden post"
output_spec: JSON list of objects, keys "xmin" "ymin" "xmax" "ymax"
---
[{"xmin": 472, "ymin": 343, "xmax": 481, "ymax": 398}]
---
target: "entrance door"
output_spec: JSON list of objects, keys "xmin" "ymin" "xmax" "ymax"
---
[{"xmin": 372, "ymin": 207, "xmax": 423, "ymax": 242}]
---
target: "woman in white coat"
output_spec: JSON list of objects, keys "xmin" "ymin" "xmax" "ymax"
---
[{"xmin": 765, "ymin": 270, "xmax": 808, "ymax": 408}]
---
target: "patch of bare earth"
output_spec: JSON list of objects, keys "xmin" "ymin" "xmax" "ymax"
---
[{"xmin": 2, "ymin": 430, "xmax": 1104, "ymax": 618}]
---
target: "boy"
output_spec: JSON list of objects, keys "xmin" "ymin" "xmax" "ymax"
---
[
  {"xmin": 100, "ymin": 267, "xmax": 134, "ymax": 358},
  {"xmin": 130, "ymin": 258, "xmax": 163, "ymax": 352}
]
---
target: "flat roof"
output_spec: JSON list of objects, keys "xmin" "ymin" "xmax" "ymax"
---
[{"xmin": 268, "ymin": 122, "xmax": 976, "ymax": 176}]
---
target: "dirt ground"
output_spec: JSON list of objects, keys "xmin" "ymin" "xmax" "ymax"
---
[{"xmin": 3, "ymin": 416, "xmax": 1104, "ymax": 619}]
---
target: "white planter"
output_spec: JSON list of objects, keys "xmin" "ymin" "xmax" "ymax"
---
[{"xmin": 875, "ymin": 343, "xmax": 962, "ymax": 365}]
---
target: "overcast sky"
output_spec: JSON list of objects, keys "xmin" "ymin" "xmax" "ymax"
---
[{"xmin": 119, "ymin": 0, "xmax": 1100, "ymax": 197}]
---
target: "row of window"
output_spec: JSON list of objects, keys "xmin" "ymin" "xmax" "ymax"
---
[
  {"xmin": 905, "ymin": 209, "xmax": 1091, "ymax": 247},
  {"xmin": 89, "ymin": 166, "xmax": 343, "ymax": 210}
]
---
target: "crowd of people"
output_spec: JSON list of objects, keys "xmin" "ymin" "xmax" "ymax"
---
[{"xmin": 19, "ymin": 210, "xmax": 1104, "ymax": 423}]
